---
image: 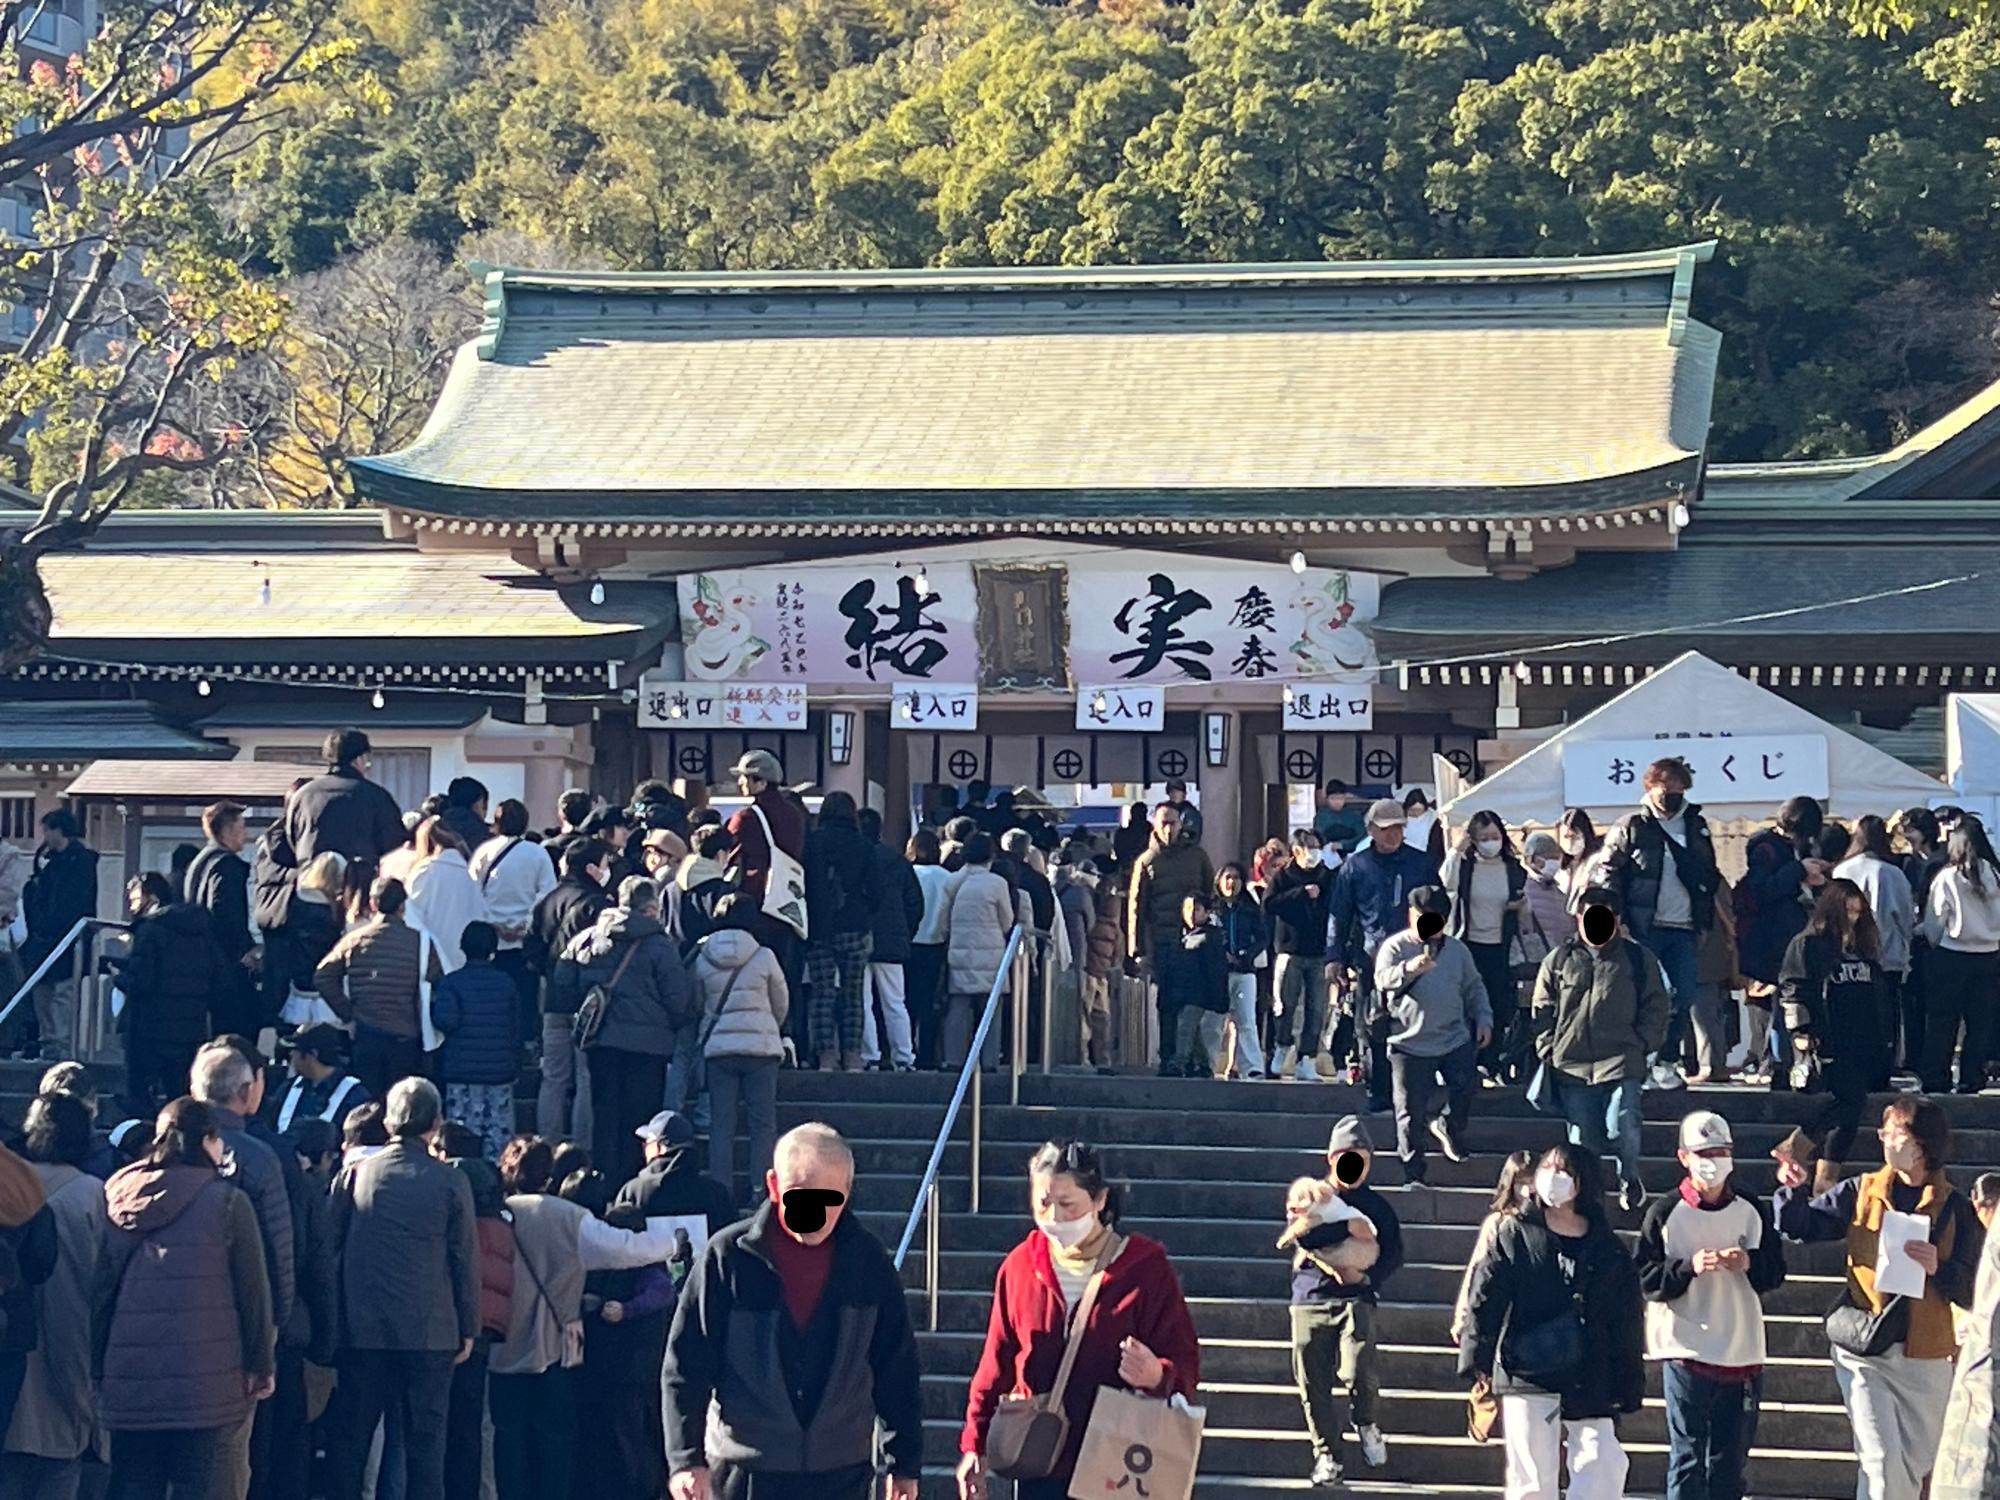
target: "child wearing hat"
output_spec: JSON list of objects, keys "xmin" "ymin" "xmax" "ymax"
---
[{"xmin": 1634, "ymin": 1110, "xmax": 1787, "ymax": 1500}]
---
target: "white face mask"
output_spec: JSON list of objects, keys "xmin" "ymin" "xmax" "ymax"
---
[
  {"xmin": 1689, "ymin": 1154, "xmax": 1733, "ymax": 1189},
  {"xmin": 1539, "ymin": 858, "xmax": 1562, "ymax": 878},
  {"xmin": 1535, "ymin": 1168, "xmax": 1577, "ymax": 1209},
  {"xmin": 1295, "ymin": 849, "xmax": 1322, "ymax": 869},
  {"xmin": 1038, "ymin": 1211, "xmax": 1097, "ymax": 1250},
  {"xmin": 1476, "ymin": 839, "xmax": 1504, "ymax": 859}
]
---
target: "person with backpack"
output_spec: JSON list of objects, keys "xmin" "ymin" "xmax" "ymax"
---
[
  {"xmin": 472, "ymin": 800, "xmax": 559, "ymax": 1046},
  {"xmin": 1599, "ymin": 757, "xmax": 1721, "ymax": 1091},
  {"xmin": 550, "ymin": 877, "xmax": 697, "ymax": 1185},
  {"xmin": 1736, "ymin": 797, "xmax": 1829, "ymax": 1089},
  {"xmin": 1529, "ymin": 887, "xmax": 1672, "ymax": 1213},
  {"xmin": 432, "ymin": 921, "xmax": 528, "ymax": 1162}
]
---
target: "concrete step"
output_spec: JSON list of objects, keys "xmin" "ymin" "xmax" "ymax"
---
[
  {"xmin": 912, "ymin": 1420, "xmax": 1856, "ymax": 1496},
  {"xmin": 906, "ymin": 1332, "xmax": 1847, "ymax": 1405},
  {"xmin": 914, "ymin": 1374, "xmax": 1853, "ymax": 1447}
]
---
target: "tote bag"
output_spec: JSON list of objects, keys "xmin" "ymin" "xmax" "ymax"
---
[
  {"xmin": 750, "ymin": 805, "xmax": 809, "ymax": 941},
  {"xmin": 1067, "ymin": 1387, "xmax": 1205, "ymax": 1500}
]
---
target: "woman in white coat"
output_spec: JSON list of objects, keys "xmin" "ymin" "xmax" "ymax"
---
[
  {"xmin": 405, "ymin": 818, "xmax": 490, "ymax": 974},
  {"xmin": 943, "ymin": 833, "xmax": 1028, "ymax": 1072}
]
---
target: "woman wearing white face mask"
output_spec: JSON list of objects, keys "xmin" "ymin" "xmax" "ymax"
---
[
  {"xmin": 1440, "ymin": 811, "xmax": 1529, "ymax": 1082},
  {"xmin": 1459, "ymin": 1143, "xmax": 1645, "ymax": 1500},
  {"xmin": 1774, "ymin": 1097, "xmax": 1986, "ymax": 1500},
  {"xmin": 958, "ymin": 1142, "xmax": 1200, "ymax": 1500}
]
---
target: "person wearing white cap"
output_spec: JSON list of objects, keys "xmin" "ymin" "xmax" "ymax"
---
[
  {"xmin": 1331, "ymin": 799, "xmax": 1442, "ymax": 1112},
  {"xmin": 1635, "ymin": 1111, "xmax": 1787, "ymax": 1500}
]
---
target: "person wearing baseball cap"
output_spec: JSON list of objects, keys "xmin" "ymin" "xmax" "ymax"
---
[
  {"xmin": 268, "ymin": 1021, "xmax": 370, "ymax": 1136},
  {"xmin": 1330, "ymin": 797, "xmax": 1442, "ymax": 1113},
  {"xmin": 1288, "ymin": 1115, "xmax": 1404, "ymax": 1479},
  {"xmin": 723, "ymin": 750, "xmax": 807, "ymax": 959},
  {"xmin": 1635, "ymin": 1110, "xmax": 1786, "ymax": 1500}
]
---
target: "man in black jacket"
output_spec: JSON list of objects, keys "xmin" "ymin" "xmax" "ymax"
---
[
  {"xmin": 20, "ymin": 810, "xmax": 98, "ymax": 1062},
  {"xmin": 1600, "ymin": 757, "xmax": 1719, "ymax": 1091},
  {"xmin": 526, "ymin": 840, "xmax": 611, "ymax": 1141},
  {"xmin": 858, "ymin": 809, "xmax": 923, "ymax": 1071},
  {"xmin": 185, "ymin": 800, "xmax": 263, "ymax": 1039},
  {"xmin": 663, "ymin": 1123, "xmax": 921, "ymax": 1500},
  {"xmin": 285, "ymin": 730, "xmax": 407, "ymax": 866}
]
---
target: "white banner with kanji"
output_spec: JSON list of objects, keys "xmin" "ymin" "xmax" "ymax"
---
[
  {"xmin": 678, "ymin": 563, "xmax": 978, "ymax": 682},
  {"xmin": 1560, "ymin": 734, "xmax": 1830, "ymax": 806},
  {"xmin": 1067, "ymin": 560, "xmax": 1379, "ymax": 686},
  {"xmin": 636, "ymin": 675, "xmax": 808, "ymax": 730}
]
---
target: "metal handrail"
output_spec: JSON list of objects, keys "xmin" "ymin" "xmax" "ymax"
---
[
  {"xmin": 1, "ymin": 916, "xmax": 107, "ymax": 1029},
  {"xmin": 892, "ymin": 922, "xmax": 1025, "ymax": 1277}
]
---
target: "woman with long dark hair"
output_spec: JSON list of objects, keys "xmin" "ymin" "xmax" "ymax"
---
[
  {"xmin": 1459, "ymin": 1141, "xmax": 1645, "ymax": 1500},
  {"xmin": 1920, "ymin": 819, "xmax": 2000, "ymax": 1094},
  {"xmin": 958, "ymin": 1142, "xmax": 1200, "ymax": 1500},
  {"xmin": 1781, "ymin": 879, "xmax": 1891, "ymax": 1189},
  {"xmin": 1440, "ymin": 811, "xmax": 1527, "ymax": 1079},
  {"xmin": 1555, "ymin": 809, "xmax": 1605, "ymax": 914}
]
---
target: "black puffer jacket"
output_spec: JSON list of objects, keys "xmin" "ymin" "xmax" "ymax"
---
[
  {"xmin": 1458, "ymin": 1211, "xmax": 1644, "ymax": 1420},
  {"xmin": 121, "ymin": 903, "xmax": 229, "ymax": 1044},
  {"xmin": 21, "ymin": 842, "xmax": 98, "ymax": 970},
  {"xmin": 805, "ymin": 818, "xmax": 877, "ymax": 939},
  {"xmin": 284, "ymin": 766, "xmax": 405, "ymax": 866},
  {"xmin": 865, "ymin": 842, "xmax": 924, "ymax": 964},
  {"xmin": 1737, "ymin": 828, "xmax": 1812, "ymax": 986},
  {"xmin": 552, "ymin": 910, "xmax": 696, "ymax": 1054},
  {"xmin": 1602, "ymin": 804, "xmax": 1720, "ymax": 940}
]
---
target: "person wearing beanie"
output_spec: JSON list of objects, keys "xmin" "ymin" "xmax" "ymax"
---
[
  {"xmin": 1286, "ymin": 1115, "xmax": 1403, "ymax": 1484},
  {"xmin": 1635, "ymin": 1111, "xmax": 1787, "ymax": 1500},
  {"xmin": 1374, "ymin": 887, "xmax": 1491, "ymax": 1184}
]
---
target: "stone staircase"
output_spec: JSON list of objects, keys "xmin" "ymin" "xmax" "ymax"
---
[{"xmin": 776, "ymin": 1069, "xmax": 2000, "ymax": 1500}]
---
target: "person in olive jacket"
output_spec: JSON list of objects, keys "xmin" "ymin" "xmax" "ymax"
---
[
  {"xmin": 1459, "ymin": 1142, "xmax": 1645, "ymax": 1500},
  {"xmin": 1529, "ymin": 888, "xmax": 1671, "ymax": 1213}
]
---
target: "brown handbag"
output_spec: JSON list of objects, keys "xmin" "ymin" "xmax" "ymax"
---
[{"xmin": 986, "ymin": 1241, "xmax": 1117, "ymax": 1480}]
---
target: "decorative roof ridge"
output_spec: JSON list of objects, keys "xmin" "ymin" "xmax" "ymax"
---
[{"xmin": 465, "ymin": 243, "xmax": 1717, "ymax": 300}]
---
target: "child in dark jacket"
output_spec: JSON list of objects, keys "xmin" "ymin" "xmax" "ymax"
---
[
  {"xmin": 1156, "ymin": 892, "xmax": 1229, "ymax": 1077},
  {"xmin": 429, "ymin": 921, "xmax": 521, "ymax": 1160}
]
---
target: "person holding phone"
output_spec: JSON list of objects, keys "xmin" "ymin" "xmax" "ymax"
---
[{"xmin": 1374, "ymin": 887, "xmax": 1492, "ymax": 1185}]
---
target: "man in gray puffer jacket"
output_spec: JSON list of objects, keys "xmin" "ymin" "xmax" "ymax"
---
[{"xmin": 553, "ymin": 877, "xmax": 696, "ymax": 1182}]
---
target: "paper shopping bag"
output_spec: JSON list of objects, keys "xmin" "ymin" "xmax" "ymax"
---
[{"xmin": 1066, "ymin": 1387, "xmax": 1206, "ymax": 1500}]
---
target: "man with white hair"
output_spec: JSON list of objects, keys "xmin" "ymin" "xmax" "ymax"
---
[
  {"xmin": 191, "ymin": 1039, "xmax": 296, "ymax": 1332},
  {"xmin": 664, "ymin": 1122, "xmax": 922, "ymax": 1500}
]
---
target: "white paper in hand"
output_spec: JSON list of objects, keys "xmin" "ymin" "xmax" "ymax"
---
[{"xmin": 1874, "ymin": 1210, "xmax": 1931, "ymax": 1298}]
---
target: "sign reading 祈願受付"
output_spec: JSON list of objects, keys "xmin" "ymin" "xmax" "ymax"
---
[
  {"xmin": 1283, "ymin": 685, "xmax": 1375, "ymax": 732},
  {"xmin": 1560, "ymin": 734, "xmax": 1830, "ymax": 806},
  {"xmin": 1078, "ymin": 685, "xmax": 1163, "ymax": 732},
  {"xmin": 892, "ymin": 682, "xmax": 979, "ymax": 730},
  {"xmin": 637, "ymin": 674, "xmax": 807, "ymax": 730}
]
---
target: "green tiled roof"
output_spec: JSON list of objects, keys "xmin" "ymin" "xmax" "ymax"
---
[
  {"xmin": 0, "ymin": 702, "xmax": 234, "ymax": 761},
  {"xmin": 352, "ymin": 246, "xmax": 1719, "ymax": 525},
  {"xmin": 1375, "ymin": 537, "xmax": 2000, "ymax": 662}
]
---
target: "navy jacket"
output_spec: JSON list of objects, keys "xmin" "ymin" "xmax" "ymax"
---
[
  {"xmin": 430, "ymin": 961, "xmax": 523, "ymax": 1086},
  {"xmin": 1333, "ymin": 843, "xmax": 1443, "ymax": 966},
  {"xmin": 1215, "ymin": 894, "xmax": 1268, "ymax": 975}
]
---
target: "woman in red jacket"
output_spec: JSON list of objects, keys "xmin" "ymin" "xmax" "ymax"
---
[{"xmin": 958, "ymin": 1140, "xmax": 1201, "ymax": 1500}]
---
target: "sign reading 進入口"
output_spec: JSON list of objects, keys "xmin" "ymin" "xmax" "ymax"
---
[
  {"xmin": 892, "ymin": 682, "xmax": 979, "ymax": 730},
  {"xmin": 1560, "ymin": 734, "xmax": 1830, "ymax": 806},
  {"xmin": 1078, "ymin": 685, "xmax": 1163, "ymax": 732},
  {"xmin": 676, "ymin": 554, "xmax": 1380, "ymax": 695}
]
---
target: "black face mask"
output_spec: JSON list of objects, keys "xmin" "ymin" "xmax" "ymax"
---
[
  {"xmin": 1656, "ymin": 792, "xmax": 1686, "ymax": 816},
  {"xmin": 1581, "ymin": 905, "xmax": 1617, "ymax": 947}
]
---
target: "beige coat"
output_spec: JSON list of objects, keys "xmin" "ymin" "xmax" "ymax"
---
[{"xmin": 1935, "ymin": 1225, "xmax": 2000, "ymax": 1500}]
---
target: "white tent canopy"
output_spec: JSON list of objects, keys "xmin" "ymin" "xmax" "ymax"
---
[{"xmin": 1445, "ymin": 652, "xmax": 1947, "ymax": 827}]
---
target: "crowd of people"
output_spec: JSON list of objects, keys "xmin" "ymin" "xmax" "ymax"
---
[{"xmin": 0, "ymin": 732, "xmax": 1997, "ymax": 1500}]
